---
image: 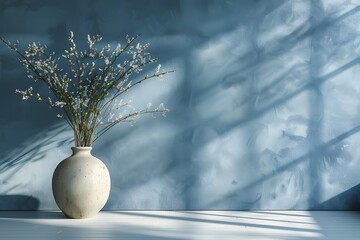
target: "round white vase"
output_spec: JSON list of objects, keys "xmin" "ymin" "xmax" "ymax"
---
[{"xmin": 52, "ymin": 147, "xmax": 111, "ymax": 219}]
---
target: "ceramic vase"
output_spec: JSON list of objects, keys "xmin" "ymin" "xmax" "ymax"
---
[{"xmin": 52, "ymin": 147, "xmax": 111, "ymax": 219}]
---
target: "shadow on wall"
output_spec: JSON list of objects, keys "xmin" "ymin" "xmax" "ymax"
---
[
  {"xmin": 1, "ymin": 0, "xmax": 360, "ymax": 210},
  {"xmin": 314, "ymin": 184, "xmax": 360, "ymax": 210},
  {"xmin": 0, "ymin": 123, "xmax": 72, "ymax": 175},
  {"xmin": 0, "ymin": 122, "xmax": 73, "ymax": 209},
  {"xmin": 0, "ymin": 123, "xmax": 73, "ymax": 173},
  {"xmin": 178, "ymin": 2, "xmax": 360, "ymax": 210},
  {"xmin": 204, "ymin": 125, "xmax": 360, "ymax": 209},
  {"xmin": 0, "ymin": 195, "xmax": 39, "ymax": 210}
]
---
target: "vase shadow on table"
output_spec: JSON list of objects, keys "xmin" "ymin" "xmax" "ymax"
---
[
  {"xmin": 0, "ymin": 195, "xmax": 65, "ymax": 219},
  {"xmin": 0, "ymin": 194, "xmax": 40, "ymax": 211}
]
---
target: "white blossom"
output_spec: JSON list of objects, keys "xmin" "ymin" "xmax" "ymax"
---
[
  {"xmin": 155, "ymin": 64, "xmax": 161, "ymax": 74},
  {"xmin": 87, "ymin": 34, "xmax": 93, "ymax": 48},
  {"xmin": 36, "ymin": 93, "xmax": 42, "ymax": 101},
  {"xmin": 54, "ymin": 101, "xmax": 66, "ymax": 108},
  {"xmin": 115, "ymin": 43, "xmax": 121, "ymax": 54}
]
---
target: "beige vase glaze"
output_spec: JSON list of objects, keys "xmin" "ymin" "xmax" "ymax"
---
[{"xmin": 52, "ymin": 147, "xmax": 111, "ymax": 219}]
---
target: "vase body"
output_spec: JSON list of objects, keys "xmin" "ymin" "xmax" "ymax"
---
[{"xmin": 52, "ymin": 147, "xmax": 111, "ymax": 219}]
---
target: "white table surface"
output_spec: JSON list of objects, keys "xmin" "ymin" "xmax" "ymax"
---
[{"xmin": 0, "ymin": 211, "xmax": 359, "ymax": 239}]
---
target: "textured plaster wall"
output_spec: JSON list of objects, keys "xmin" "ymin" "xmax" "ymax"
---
[{"xmin": 1, "ymin": 0, "xmax": 360, "ymax": 210}]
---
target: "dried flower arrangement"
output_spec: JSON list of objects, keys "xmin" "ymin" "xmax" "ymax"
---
[{"xmin": 1, "ymin": 32, "xmax": 174, "ymax": 146}]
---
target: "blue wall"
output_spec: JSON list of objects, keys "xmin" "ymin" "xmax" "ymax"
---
[{"xmin": 1, "ymin": 0, "xmax": 360, "ymax": 210}]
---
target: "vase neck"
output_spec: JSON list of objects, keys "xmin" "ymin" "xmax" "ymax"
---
[{"xmin": 71, "ymin": 147, "xmax": 92, "ymax": 156}]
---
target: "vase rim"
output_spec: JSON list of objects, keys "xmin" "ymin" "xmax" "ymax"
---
[{"xmin": 71, "ymin": 146, "xmax": 92, "ymax": 150}]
